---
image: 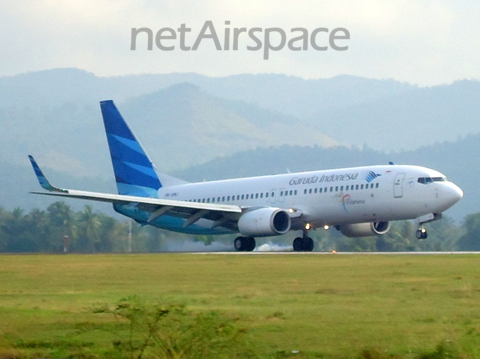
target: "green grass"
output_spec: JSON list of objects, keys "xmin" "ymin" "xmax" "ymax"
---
[{"xmin": 1, "ymin": 253, "xmax": 480, "ymax": 358}]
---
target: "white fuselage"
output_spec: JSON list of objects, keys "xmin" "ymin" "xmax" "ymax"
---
[{"xmin": 155, "ymin": 164, "xmax": 463, "ymax": 234}]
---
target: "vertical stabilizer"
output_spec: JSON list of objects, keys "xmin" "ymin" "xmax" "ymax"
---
[{"xmin": 100, "ymin": 100, "xmax": 161, "ymax": 197}]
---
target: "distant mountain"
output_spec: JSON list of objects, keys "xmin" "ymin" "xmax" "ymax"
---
[
  {"xmin": 194, "ymin": 74, "xmax": 417, "ymax": 118},
  {"xmin": 0, "ymin": 68, "xmax": 416, "ymax": 118},
  {"xmin": 0, "ymin": 80, "xmax": 336, "ymax": 176},
  {"xmin": 119, "ymin": 83, "xmax": 337, "ymax": 171},
  {"xmin": 309, "ymin": 80, "xmax": 480, "ymax": 150},
  {"xmin": 2, "ymin": 68, "xmax": 476, "ymax": 161}
]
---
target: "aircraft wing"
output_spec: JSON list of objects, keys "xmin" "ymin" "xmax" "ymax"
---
[{"xmin": 28, "ymin": 155, "xmax": 242, "ymax": 227}]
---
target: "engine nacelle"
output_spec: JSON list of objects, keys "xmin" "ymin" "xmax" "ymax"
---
[
  {"xmin": 238, "ymin": 208, "xmax": 291, "ymax": 237},
  {"xmin": 338, "ymin": 222, "xmax": 391, "ymax": 238}
]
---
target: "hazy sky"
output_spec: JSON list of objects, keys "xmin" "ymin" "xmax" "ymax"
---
[{"xmin": 1, "ymin": 0, "xmax": 478, "ymax": 85}]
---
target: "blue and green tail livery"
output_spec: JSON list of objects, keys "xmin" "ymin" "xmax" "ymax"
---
[{"xmin": 100, "ymin": 100, "xmax": 161, "ymax": 197}]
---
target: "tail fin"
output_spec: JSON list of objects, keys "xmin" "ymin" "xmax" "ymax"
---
[{"xmin": 100, "ymin": 100, "xmax": 161, "ymax": 197}]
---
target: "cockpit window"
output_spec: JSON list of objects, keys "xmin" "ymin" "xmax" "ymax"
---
[{"xmin": 417, "ymin": 177, "xmax": 447, "ymax": 184}]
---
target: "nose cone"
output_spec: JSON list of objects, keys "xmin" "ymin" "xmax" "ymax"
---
[{"xmin": 442, "ymin": 182, "xmax": 463, "ymax": 209}]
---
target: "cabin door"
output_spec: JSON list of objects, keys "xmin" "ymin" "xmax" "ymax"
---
[{"xmin": 394, "ymin": 173, "xmax": 405, "ymax": 198}]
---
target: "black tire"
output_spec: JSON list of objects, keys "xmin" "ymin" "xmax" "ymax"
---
[
  {"xmin": 293, "ymin": 237, "xmax": 303, "ymax": 251},
  {"xmin": 245, "ymin": 237, "xmax": 256, "ymax": 252},
  {"xmin": 234, "ymin": 237, "xmax": 245, "ymax": 251},
  {"xmin": 304, "ymin": 237, "xmax": 314, "ymax": 252},
  {"xmin": 416, "ymin": 230, "xmax": 422, "ymax": 240},
  {"xmin": 416, "ymin": 229, "xmax": 427, "ymax": 240}
]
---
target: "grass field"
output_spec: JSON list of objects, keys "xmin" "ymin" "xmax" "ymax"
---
[{"xmin": 1, "ymin": 253, "xmax": 480, "ymax": 358}]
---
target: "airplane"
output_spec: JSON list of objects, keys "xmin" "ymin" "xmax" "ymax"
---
[{"xmin": 29, "ymin": 100, "xmax": 463, "ymax": 252}]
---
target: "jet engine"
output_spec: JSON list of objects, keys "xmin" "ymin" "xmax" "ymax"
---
[
  {"xmin": 238, "ymin": 208, "xmax": 291, "ymax": 237},
  {"xmin": 338, "ymin": 222, "xmax": 391, "ymax": 237}
]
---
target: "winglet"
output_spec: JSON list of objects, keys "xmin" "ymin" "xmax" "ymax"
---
[{"xmin": 28, "ymin": 155, "xmax": 67, "ymax": 193}]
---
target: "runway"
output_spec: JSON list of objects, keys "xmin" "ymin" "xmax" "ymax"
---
[{"xmin": 188, "ymin": 251, "xmax": 480, "ymax": 255}]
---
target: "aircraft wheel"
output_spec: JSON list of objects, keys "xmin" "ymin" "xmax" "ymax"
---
[
  {"xmin": 304, "ymin": 237, "xmax": 314, "ymax": 252},
  {"xmin": 245, "ymin": 237, "xmax": 256, "ymax": 252},
  {"xmin": 234, "ymin": 237, "xmax": 245, "ymax": 251},
  {"xmin": 293, "ymin": 237, "xmax": 303, "ymax": 252},
  {"xmin": 416, "ymin": 229, "xmax": 428, "ymax": 240}
]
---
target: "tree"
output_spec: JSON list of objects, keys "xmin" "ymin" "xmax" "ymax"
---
[
  {"xmin": 456, "ymin": 213, "xmax": 480, "ymax": 251},
  {"xmin": 26, "ymin": 208, "xmax": 52, "ymax": 251},
  {"xmin": 47, "ymin": 201, "xmax": 76, "ymax": 244},
  {"xmin": 77, "ymin": 205, "xmax": 101, "ymax": 253}
]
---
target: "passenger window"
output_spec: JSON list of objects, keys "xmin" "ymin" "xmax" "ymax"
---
[
  {"xmin": 294, "ymin": 190, "xmax": 297, "ymax": 195},
  {"xmin": 330, "ymin": 187, "xmax": 333, "ymax": 192},
  {"xmin": 246, "ymin": 194, "xmax": 249, "ymax": 199},
  {"xmin": 260, "ymin": 193, "xmax": 263, "ymax": 198},
  {"xmin": 314, "ymin": 188, "xmax": 317, "ymax": 194},
  {"xmin": 335, "ymin": 186, "xmax": 338, "ymax": 192},
  {"xmin": 241, "ymin": 195, "xmax": 245, "ymax": 200},
  {"xmin": 376, "ymin": 183, "xmax": 379, "ymax": 188},
  {"xmin": 340, "ymin": 186, "xmax": 344, "ymax": 191}
]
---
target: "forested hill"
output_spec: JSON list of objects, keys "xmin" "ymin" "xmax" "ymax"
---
[{"xmin": 2, "ymin": 69, "xmax": 479, "ymax": 177}]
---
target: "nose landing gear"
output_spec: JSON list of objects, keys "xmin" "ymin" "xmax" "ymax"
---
[{"xmin": 416, "ymin": 228, "xmax": 428, "ymax": 239}]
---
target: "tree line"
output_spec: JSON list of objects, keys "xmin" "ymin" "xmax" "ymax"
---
[{"xmin": 0, "ymin": 201, "xmax": 479, "ymax": 253}]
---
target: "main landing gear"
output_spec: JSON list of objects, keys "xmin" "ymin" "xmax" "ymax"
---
[
  {"xmin": 416, "ymin": 228, "xmax": 428, "ymax": 239},
  {"xmin": 234, "ymin": 236, "xmax": 256, "ymax": 252},
  {"xmin": 293, "ymin": 229, "xmax": 314, "ymax": 252}
]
